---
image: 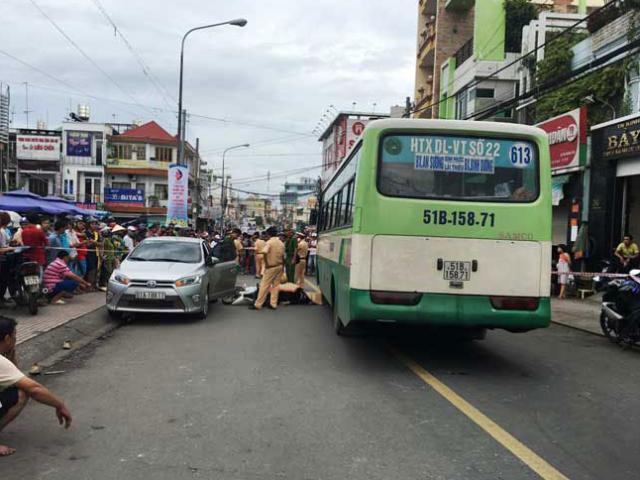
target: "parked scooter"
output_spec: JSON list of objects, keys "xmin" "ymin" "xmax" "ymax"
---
[
  {"xmin": 594, "ymin": 258, "xmax": 620, "ymax": 292},
  {"xmin": 600, "ymin": 269, "xmax": 640, "ymax": 347},
  {"xmin": 0, "ymin": 247, "xmax": 43, "ymax": 315}
]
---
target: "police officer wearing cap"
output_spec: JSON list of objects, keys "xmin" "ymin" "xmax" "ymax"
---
[{"xmin": 251, "ymin": 227, "xmax": 285, "ymax": 310}]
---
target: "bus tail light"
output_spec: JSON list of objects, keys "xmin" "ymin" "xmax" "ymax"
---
[
  {"xmin": 370, "ymin": 291, "xmax": 422, "ymax": 305},
  {"xmin": 490, "ymin": 296, "xmax": 539, "ymax": 311}
]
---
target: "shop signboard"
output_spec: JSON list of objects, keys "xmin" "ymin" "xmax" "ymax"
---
[
  {"xmin": 166, "ymin": 164, "xmax": 189, "ymax": 227},
  {"xmin": 536, "ymin": 107, "xmax": 587, "ymax": 171},
  {"xmin": 16, "ymin": 135, "xmax": 61, "ymax": 161},
  {"xmin": 66, "ymin": 131, "xmax": 92, "ymax": 157},
  {"xmin": 600, "ymin": 113, "xmax": 640, "ymax": 160},
  {"xmin": 104, "ymin": 188, "xmax": 144, "ymax": 206}
]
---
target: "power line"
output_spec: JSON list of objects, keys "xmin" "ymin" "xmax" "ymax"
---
[
  {"xmin": 89, "ymin": 0, "xmax": 176, "ymax": 109},
  {"xmin": 465, "ymin": 35, "xmax": 640, "ymax": 121},
  {"xmin": 411, "ymin": 1, "xmax": 612, "ymax": 117},
  {"xmin": 27, "ymin": 0, "xmax": 153, "ymax": 116},
  {"xmin": 189, "ymin": 112, "xmax": 315, "ymax": 137},
  {"xmin": 0, "ymin": 50, "xmax": 145, "ymax": 120}
]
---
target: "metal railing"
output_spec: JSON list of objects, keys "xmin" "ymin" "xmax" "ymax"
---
[{"xmin": 454, "ymin": 37, "xmax": 474, "ymax": 68}]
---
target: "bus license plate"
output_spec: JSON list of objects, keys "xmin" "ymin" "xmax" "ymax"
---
[
  {"xmin": 443, "ymin": 262, "xmax": 471, "ymax": 281},
  {"xmin": 24, "ymin": 276, "xmax": 40, "ymax": 286},
  {"xmin": 136, "ymin": 291, "xmax": 166, "ymax": 300}
]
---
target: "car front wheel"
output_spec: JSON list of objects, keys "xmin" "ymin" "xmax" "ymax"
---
[{"xmin": 197, "ymin": 292, "xmax": 209, "ymax": 319}]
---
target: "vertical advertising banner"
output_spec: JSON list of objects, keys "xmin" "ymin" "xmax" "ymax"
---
[{"xmin": 166, "ymin": 164, "xmax": 189, "ymax": 227}]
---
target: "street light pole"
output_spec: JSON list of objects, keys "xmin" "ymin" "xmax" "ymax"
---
[
  {"xmin": 220, "ymin": 143, "xmax": 250, "ymax": 231},
  {"xmin": 177, "ymin": 18, "xmax": 248, "ymax": 166}
]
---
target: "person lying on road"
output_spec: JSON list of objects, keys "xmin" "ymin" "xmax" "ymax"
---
[{"xmin": 0, "ymin": 316, "xmax": 72, "ymax": 457}]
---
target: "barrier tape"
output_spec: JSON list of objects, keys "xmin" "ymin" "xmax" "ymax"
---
[{"xmin": 551, "ymin": 270, "xmax": 630, "ymax": 279}]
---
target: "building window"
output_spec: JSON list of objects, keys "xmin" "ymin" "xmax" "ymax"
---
[
  {"xmin": 136, "ymin": 182, "xmax": 145, "ymax": 193},
  {"xmin": 63, "ymin": 179, "xmax": 74, "ymax": 195},
  {"xmin": 154, "ymin": 183, "xmax": 168, "ymax": 200},
  {"xmin": 455, "ymin": 90, "xmax": 468, "ymax": 120},
  {"xmin": 112, "ymin": 182, "xmax": 131, "ymax": 189},
  {"xmin": 476, "ymin": 88, "xmax": 495, "ymax": 99},
  {"xmin": 135, "ymin": 145, "xmax": 146, "ymax": 160},
  {"xmin": 155, "ymin": 147, "xmax": 172, "ymax": 162},
  {"xmin": 115, "ymin": 144, "xmax": 132, "ymax": 159}
]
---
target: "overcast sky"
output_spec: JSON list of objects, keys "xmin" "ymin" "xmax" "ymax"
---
[{"xmin": 1, "ymin": 0, "xmax": 416, "ymax": 194}]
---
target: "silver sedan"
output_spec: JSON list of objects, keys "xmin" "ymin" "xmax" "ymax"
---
[{"xmin": 106, "ymin": 237, "xmax": 238, "ymax": 318}]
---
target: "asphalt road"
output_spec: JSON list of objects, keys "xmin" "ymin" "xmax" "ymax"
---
[{"xmin": 2, "ymin": 296, "xmax": 639, "ymax": 479}]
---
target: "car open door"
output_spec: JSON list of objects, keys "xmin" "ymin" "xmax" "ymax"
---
[{"xmin": 210, "ymin": 240, "xmax": 238, "ymax": 298}]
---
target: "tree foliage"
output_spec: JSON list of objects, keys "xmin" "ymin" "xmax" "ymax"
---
[
  {"xmin": 504, "ymin": 0, "xmax": 538, "ymax": 53},
  {"xmin": 533, "ymin": 32, "xmax": 628, "ymax": 126}
]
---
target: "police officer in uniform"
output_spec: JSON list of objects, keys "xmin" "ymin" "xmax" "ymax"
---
[
  {"xmin": 251, "ymin": 227, "xmax": 285, "ymax": 310},
  {"xmin": 254, "ymin": 232, "xmax": 266, "ymax": 279},
  {"xmin": 294, "ymin": 232, "xmax": 309, "ymax": 287}
]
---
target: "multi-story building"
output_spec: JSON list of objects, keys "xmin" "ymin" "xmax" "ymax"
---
[
  {"xmin": 279, "ymin": 177, "xmax": 316, "ymax": 229},
  {"xmin": 414, "ymin": 0, "xmax": 602, "ymax": 122},
  {"xmin": 413, "ymin": 0, "xmax": 475, "ymax": 119},
  {"xmin": 104, "ymin": 120, "xmax": 201, "ymax": 222},
  {"xmin": 0, "ymin": 84, "xmax": 9, "ymax": 191},
  {"xmin": 13, "ymin": 127, "xmax": 62, "ymax": 196},
  {"xmin": 318, "ymin": 111, "xmax": 389, "ymax": 184},
  {"xmin": 61, "ymin": 120, "xmax": 114, "ymax": 206}
]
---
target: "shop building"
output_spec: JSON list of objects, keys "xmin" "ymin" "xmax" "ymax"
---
[
  {"xmin": 13, "ymin": 128, "xmax": 62, "ymax": 196},
  {"xmin": 589, "ymin": 112, "xmax": 640, "ymax": 262},
  {"xmin": 536, "ymin": 107, "xmax": 588, "ymax": 246}
]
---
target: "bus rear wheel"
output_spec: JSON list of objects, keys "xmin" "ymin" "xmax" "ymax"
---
[{"xmin": 332, "ymin": 292, "xmax": 362, "ymax": 337}]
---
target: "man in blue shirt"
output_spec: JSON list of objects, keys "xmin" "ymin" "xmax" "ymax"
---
[{"xmin": 46, "ymin": 220, "xmax": 69, "ymax": 266}]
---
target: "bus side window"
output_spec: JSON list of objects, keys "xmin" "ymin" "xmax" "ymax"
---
[
  {"xmin": 335, "ymin": 191, "xmax": 343, "ymax": 229},
  {"xmin": 350, "ymin": 180, "xmax": 355, "ymax": 224}
]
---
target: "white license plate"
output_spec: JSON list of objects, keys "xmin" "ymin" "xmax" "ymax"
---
[
  {"xmin": 443, "ymin": 261, "xmax": 471, "ymax": 281},
  {"xmin": 24, "ymin": 276, "xmax": 40, "ymax": 286},
  {"xmin": 135, "ymin": 291, "xmax": 166, "ymax": 300}
]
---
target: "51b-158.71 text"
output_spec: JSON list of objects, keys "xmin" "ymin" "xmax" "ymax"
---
[{"xmin": 423, "ymin": 210, "xmax": 496, "ymax": 227}]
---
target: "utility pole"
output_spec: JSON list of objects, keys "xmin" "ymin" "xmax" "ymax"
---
[{"xmin": 23, "ymin": 82, "xmax": 33, "ymax": 128}]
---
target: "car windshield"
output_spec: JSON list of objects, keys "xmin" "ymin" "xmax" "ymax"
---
[{"xmin": 128, "ymin": 242, "xmax": 201, "ymax": 263}]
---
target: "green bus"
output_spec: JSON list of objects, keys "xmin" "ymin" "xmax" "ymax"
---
[{"xmin": 316, "ymin": 119, "xmax": 551, "ymax": 336}]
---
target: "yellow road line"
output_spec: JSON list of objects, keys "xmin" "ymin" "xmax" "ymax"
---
[{"xmin": 391, "ymin": 348, "xmax": 569, "ymax": 480}]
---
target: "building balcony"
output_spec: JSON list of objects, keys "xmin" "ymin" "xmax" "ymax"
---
[
  {"xmin": 418, "ymin": 24, "xmax": 436, "ymax": 57},
  {"xmin": 445, "ymin": 0, "xmax": 474, "ymax": 12},
  {"xmin": 454, "ymin": 37, "xmax": 474, "ymax": 69},
  {"xmin": 63, "ymin": 157, "xmax": 101, "ymax": 167}
]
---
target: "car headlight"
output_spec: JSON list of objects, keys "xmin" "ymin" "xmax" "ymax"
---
[
  {"xmin": 175, "ymin": 275, "xmax": 202, "ymax": 287},
  {"xmin": 112, "ymin": 273, "xmax": 130, "ymax": 286}
]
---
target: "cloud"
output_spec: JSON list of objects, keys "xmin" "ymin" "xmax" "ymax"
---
[{"xmin": 0, "ymin": 0, "xmax": 416, "ymax": 192}]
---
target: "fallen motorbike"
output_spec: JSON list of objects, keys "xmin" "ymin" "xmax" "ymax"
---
[
  {"xmin": 0, "ymin": 247, "xmax": 43, "ymax": 315},
  {"xmin": 600, "ymin": 269, "xmax": 640, "ymax": 347}
]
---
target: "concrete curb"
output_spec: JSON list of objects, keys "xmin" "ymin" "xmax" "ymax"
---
[
  {"xmin": 551, "ymin": 319, "xmax": 604, "ymax": 337},
  {"xmin": 17, "ymin": 307, "xmax": 123, "ymax": 373}
]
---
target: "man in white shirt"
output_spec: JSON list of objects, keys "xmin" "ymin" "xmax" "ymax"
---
[
  {"xmin": 0, "ymin": 316, "xmax": 72, "ymax": 457},
  {"xmin": 123, "ymin": 226, "xmax": 136, "ymax": 253}
]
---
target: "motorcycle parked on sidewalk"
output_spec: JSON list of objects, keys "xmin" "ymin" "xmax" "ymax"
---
[
  {"xmin": 0, "ymin": 247, "xmax": 43, "ymax": 315},
  {"xmin": 600, "ymin": 269, "xmax": 640, "ymax": 347}
]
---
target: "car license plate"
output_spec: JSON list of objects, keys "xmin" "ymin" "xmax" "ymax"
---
[
  {"xmin": 24, "ymin": 276, "xmax": 40, "ymax": 286},
  {"xmin": 443, "ymin": 261, "xmax": 471, "ymax": 281},
  {"xmin": 135, "ymin": 291, "xmax": 166, "ymax": 300}
]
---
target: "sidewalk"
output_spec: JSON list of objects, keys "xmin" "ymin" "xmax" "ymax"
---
[
  {"xmin": 1, "ymin": 292, "xmax": 105, "ymax": 345},
  {"xmin": 551, "ymin": 293, "xmax": 603, "ymax": 336}
]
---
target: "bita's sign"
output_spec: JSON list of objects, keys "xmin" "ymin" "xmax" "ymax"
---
[
  {"xmin": 601, "ymin": 114, "xmax": 640, "ymax": 160},
  {"xmin": 536, "ymin": 107, "xmax": 587, "ymax": 171}
]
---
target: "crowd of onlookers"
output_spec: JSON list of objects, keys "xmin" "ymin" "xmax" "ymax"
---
[{"xmin": 0, "ymin": 211, "xmax": 318, "ymax": 307}]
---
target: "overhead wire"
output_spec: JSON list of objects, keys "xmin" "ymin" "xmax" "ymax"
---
[
  {"xmin": 89, "ymin": 0, "xmax": 176, "ymax": 109},
  {"xmin": 410, "ymin": 1, "xmax": 613, "ymax": 117},
  {"xmin": 27, "ymin": 0, "xmax": 153, "ymax": 117}
]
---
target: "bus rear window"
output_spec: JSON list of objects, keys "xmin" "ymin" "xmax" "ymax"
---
[{"xmin": 378, "ymin": 134, "xmax": 539, "ymax": 203}]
